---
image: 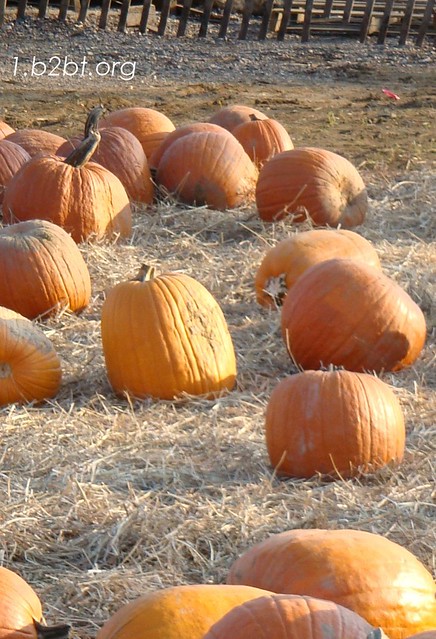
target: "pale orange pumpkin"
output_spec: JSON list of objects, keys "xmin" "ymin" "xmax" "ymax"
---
[
  {"xmin": 209, "ymin": 104, "xmax": 268, "ymax": 132},
  {"xmin": 227, "ymin": 528, "xmax": 436, "ymax": 639},
  {"xmin": 5, "ymin": 128, "xmax": 67, "ymax": 157},
  {"xmin": 0, "ymin": 139, "xmax": 31, "ymax": 204},
  {"xmin": 0, "ymin": 120, "xmax": 15, "ymax": 139},
  {"xmin": 233, "ymin": 114, "xmax": 294, "ymax": 167}
]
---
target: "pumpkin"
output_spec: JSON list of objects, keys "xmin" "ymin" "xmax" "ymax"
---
[
  {"xmin": 2, "ymin": 107, "xmax": 132, "ymax": 243},
  {"xmin": 0, "ymin": 139, "xmax": 31, "ymax": 204},
  {"xmin": 101, "ymin": 265, "xmax": 237, "ymax": 400},
  {"xmin": 204, "ymin": 593, "xmax": 375, "ymax": 639},
  {"xmin": 0, "ymin": 220, "xmax": 91, "ymax": 319},
  {"xmin": 96, "ymin": 584, "xmax": 273, "ymax": 639},
  {"xmin": 227, "ymin": 528, "xmax": 436, "ymax": 639},
  {"xmin": 0, "ymin": 306, "xmax": 62, "ymax": 405},
  {"xmin": 265, "ymin": 369, "xmax": 405, "ymax": 479},
  {"xmin": 156, "ymin": 131, "xmax": 258, "ymax": 210},
  {"xmin": 5, "ymin": 129, "xmax": 67, "ymax": 157},
  {"xmin": 281, "ymin": 258, "xmax": 427, "ymax": 373},
  {"xmin": 256, "ymin": 147, "xmax": 368, "ymax": 227},
  {"xmin": 149, "ymin": 122, "xmax": 235, "ymax": 173},
  {"xmin": 209, "ymin": 104, "xmax": 268, "ymax": 132},
  {"xmin": 100, "ymin": 107, "xmax": 175, "ymax": 158},
  {"xmin": 255, "ymin": 228, "xmax": 381, "ymax": 309},
  {"xmin": 404, "ymin": 634, "xmax": 436, "ymax": 639},
  {"xmin": 232, "ymin": 114, "xmax": 294, "ymax": 168},
  {"xmin": 57, "ymin": 126, "xmax": 154, "ymax": 205},
  {"xmin": 0, "ymin": 120, "xmax": 15, "ymax": 139}
]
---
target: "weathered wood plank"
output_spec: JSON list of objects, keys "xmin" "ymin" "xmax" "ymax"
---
[
  {"xmin": 259, "ymin": 0, "xmax": 276, "ymax": 38},
  {"xmin": 239, "ymin": 0, "xmax": 254, "ymax": 38},
  {"xmin": 157, "ymin": 0, "xmax": 173, "ymax": 34},
  {"xmin": 98, "ymin": 0, "xmax": 111, "ymax": 29},
  {"xmin": 77, "ymin": 0, "xmax": 90, "ymax": 22},
  {"xmin": 277, "ymin": 0, "xmax": 294, "ymax": 39},
  {"xmin": 39, "ymin": 0, "xmax": 49, "ymax": 19},
  {"xmin": 177, "ymin": 0, "xmax": 193, "ymax": 35},
  {"xmin": 415, "ymin": 0, "xmax": 436, "ymax": 45},
  {"xmin": 0, "ymin": 0, "xmax": 6, "ymax": 26},
  {"xmin": 323, "ymin": 0, "xmax": 334, "ymax": 17},
  {"xmin": 58, "ymin": 0, "xmax": 69, "ymax": 20},
  {"xmin": 343, "ymin": 0, "xmax": 355, "ymax": 22},
  {"xmin": 17, "ymin": 0, "xmax": 27, "ymax": 19},
  {"xmin": 218, "ymin": 0, "xmax": 234, "ymax": 37},
  {"xmin": 117, "ymin": 0, "xmax": 131, "ymax": 31},
  {"xmin": 302, "ymin": 0, "xmax": 314, "ymax": 40},
  {"xmin": 359, "ymin": 0, "xmax": 376, "ymax": 41},
  {"xmin": 199, "ymin": 0, "xmax": 215, "ymax": 36},
  {"xmin": 399, "ymin": 0, "xmax": 416, "ymax": 43},
  {"xmin": 377, "ymin": 0, "xmax": 395, "ymax": 42}
]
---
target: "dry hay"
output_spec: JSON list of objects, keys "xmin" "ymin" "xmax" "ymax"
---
[{"xmin": 0, "ymin": 167, "xmax": 435, "ymax": 638}]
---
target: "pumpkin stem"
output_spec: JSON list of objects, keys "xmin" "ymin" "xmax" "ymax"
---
[
  {"xmin": 367, "ymin": 629, "xmax": 390, "ymax": 639},
  {"xmin": 64, "ymin": 105, "xmax": 105, "ymax": 168},
  {"xmin": 34, "ymin": 620, "xmax": 71, "ymax": 639},
  {"xmin": 132, "ymin": 264, "xmax": 156, "ymax": 282},
  {"xmin": 249, "ymin": 114, "xmax": 263, "ymax": 122}
]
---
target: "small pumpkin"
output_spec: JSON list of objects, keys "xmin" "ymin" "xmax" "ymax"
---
[
  {"xmin": 5, "ymin": 128, "xmax": 67, "ymax": 157},
  {"xmin": 3, "ymin": 107, "xmax": 132, "ymax": 243},
  {"xmin": 233, "ymin": 114, "xmax": 294, "ymax": 167},
  {"xmin": 0, "ymin": 566, "xmax": 70, "ymax": 639},
  {"xmin": 204, "ymin": 593, "xmax": 375, "ymax": 639},
  {"xmin": 156, "ymin": 131, "xmax": 258, "ymax": 210},
  {"xmin": 209, "ymin": 104, "xmax": 268, "ymax": 132},
  {"xmin": 0, "ymin": 306, "xmax": 62, "ymax": 405},
  {"xmin": 100, "ymin": 106, "xmax": 175, "ymax": 158},
  {"xmin": 101, "ymin": 265, "xmax": 237, "ymax": 400},
  {"xmin": 256, "ymin": 147, "xmax": 368, "ymax": 227},
  {"xmin": 0, "ymin": 120, "xmax": 15, "ymax": 139},
  {"xmin": 281, "ymin": 258, "xmax": 427, "ymax": 373},
  {"xmin": 0, "ymin": 139, "xmax": 31, "ymax": 204},
  {"xmin": 0, "ymin": 220, "xmax": 91, "ymax": 319},
  {"xmin": 255, "ymin": 228, "xmax": 381, "ymax": 308},
  {"xmin": 96, "ymin": 584, "xmax": 273, "ymax": 639},
  {"xmin": 265, "ymin": 369, "xmax": 405, "ymax": 479},
  {"xmin": 227, "ymin": 528, "xmax": 436, "ymax": 639}
]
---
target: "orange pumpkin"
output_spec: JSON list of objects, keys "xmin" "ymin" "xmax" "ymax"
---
[
  {"xmin": 204, "ymin": 593, "xmax": 375, "ymax": 639},
  {"xmin": 0, "ymin": 220, "xmax": 91, "ymax": 319},
  {"xmin": 96, "ymin": 584, "xmax": 273, "ymax": 639},
  {"xmin": 101, "ymin": 265, "xmax": 237, "ymax": 400},
  {"xmin": 156, "ymin": 131, "xmax": 258, "ymax": 210},
  {"xmin": 233, "ymin": 114, "xmax": 294, "ymax": 167},
  {"xmin": 100, "ymin": 107, "xmax": 175, "ymax": 158},
  {"xmin": 57, "ymin": 126, "xmax": 154, "ymax": 205},
  {"xmin": 265, "ymin": 369, "xmax": 405, "ymax": 479},
  {"xmin": 5, "ymin": 129, "xmax": 67, "ymax": 157},
  {"xmin": 209, "ymin": 104, "xmax": 268, "ymax": 132},
  {"xmin": 3, "ymin": 107, "xmax": 132, "ymax": 243},
  {"xmin": 0, "ymin": 306, "xmax": 62, "ymax": 405},
  {"xmin": 227, "ymin": 528, "xmax": 436, "ymax": 639},
  {"xmin": 255, "ymin": 228, "xmax": 381, "ymax": 308},
  {"xmin": 0, "ymin": 139, "xmax": 31, "ymax": 204},
  {"xmin": 281, "ymin": 258, "xmax": 426, "ymax": 373},
  {"xmin": 404, "ymin": 633, "xmax": 436, "ymax": 639},
  {"xmin": 256, "ymin": 147, "xmax": 368, "ymax": 227},
  {"xmin": 0, "ymin": 120, "xmax": 15, "ymax": 139}
]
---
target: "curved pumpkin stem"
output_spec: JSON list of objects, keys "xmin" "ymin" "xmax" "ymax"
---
[
  {"xmin": 132, "ymin": 264, "xmax": 156, "ymax": 282},
  {"xmin": 64, "ymin": 105, "xmax": 105, "ymax": 168},
  {"xmin": 249, "ymin": 114, "xmax": 263, "ymax": 122},
  {"xmin": 34, "ymin": 620, "xmax": 71, "ymax": 639}
]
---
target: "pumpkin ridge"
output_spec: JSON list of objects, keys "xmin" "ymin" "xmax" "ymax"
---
[{"xmin": 25, "ymin": 233, "xmax": 69, "ymax": 312}]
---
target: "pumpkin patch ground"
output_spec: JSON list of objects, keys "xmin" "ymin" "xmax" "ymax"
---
[{"xmin": 0, "ymin": 24, "xmax": 434, "ymax": 639}]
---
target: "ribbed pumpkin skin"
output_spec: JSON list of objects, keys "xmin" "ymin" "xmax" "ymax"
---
[
  {"xmin": 5, "ymin": 129, "xmax": 67, "ymax": 157},
  {"xmin": 281, "ymin": 258, "xmax": 426, "ymax": 373},
  {"xmin": 204, "ymin": 593, "xmax": 374, "ymax": 639},
  {"xmin": 0, "ymin": 306, "xmax": 62, "ymax": 405},
  {"xmin": 57, "ymin": 127, "xmax": 154, "ymax": 204},
  {"xmin": 209, "ymin": 104, "xmax": 268, "ymax": 132},
  {"xmin": 101, "ymin": 107, "xmax": 175, "ymax": 158},
  {"xmin": 0, "ymin": 566, "xmax": 43, "ymax": 638},
  {"xmin": 0, "ymin": 220, "xmax": 91, "ymax": 319},
  {"xmin": 265, "ymin": 369, "xmax": 405, "ymax": 478},
  {"xmin": 0, "ymin": 120, "xmax": 15, "ymax": 139},
  {"xmin": 2, "ymin": 155, "xmax": 132, "ymax": 243},
  {"xmin": 256, "ymin": 147, "xmax": 368, "ymax": 227},
  {"xmin": 227, "ymin": 529, "xmax": 436, "ymax": 639},
  {"xmin": 0, "ymin": 140, "xmax": 31, "ymax": 204},
  {"xmin": 96, "ymin": 584, "xmax": 273, "ymax": 639},
  {"xmin": 156, "ymin": 131, "xmax": 258, "ymax": 210},
  {"xmin": 233, "ymin": 117, "xmax": 294, "ymax": 167},
  {"xmin": 101, "ymin": 271, "xmax": 237, "ymax": 400},
  {"xmin": 255, "ymin": 228, "xmax": 381, "ymax": 309},
  {"xmin": 149, "ymin": 122, "xmax": 234, "ymax": 171}
]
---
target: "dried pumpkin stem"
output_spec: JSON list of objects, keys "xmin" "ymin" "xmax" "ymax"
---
[
  {"xmin": 0, "ymin": 362, "xmax": 11, "ymax": 378},
  {"xmin": 64, "ymin": 105, "xmax": 105, "ymax": 168},
  {"xmin": 132, "ymin": 264, "xmax": 156, "ymax": 282},
  {"xmin": 34, "ymin": 620, "xmax": 71, "ymax": 639}
]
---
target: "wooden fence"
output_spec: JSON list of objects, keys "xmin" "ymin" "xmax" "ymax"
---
[{"xmin": 1, "ymin": 0, "xmax": 435, "ymax": 45}]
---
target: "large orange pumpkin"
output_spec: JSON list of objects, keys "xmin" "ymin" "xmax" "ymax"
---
[
  {"xmin": 233, "ymin": 114, "xmax": 294, "ymax": 168},
  {"xmin": 2, "ymin": 107, "xmax": 132, "ymax": 243},
  {"xmin": 0, "ymin": 120, "xmax": 15, "ymax": 139},
  {"xmin": 281, "ymin": 258, "xmax": 427, "ymax": 373},
  {"xmin": 0, "ymin": 220, "xmax": 91, "ymax": 319},
  {"xmin": 156, "ymin": 131, "xmax": 258, "ymax": 210},
  {"xmin": 256, "ymin": 147, "xmax": 368, "ymax": 227},
  {"xmin": 0, "ymin": 306, "xmax": 62, "ymax": 405},
  {"xmin": 227, "ymin": 528, "xmax": 436, "ymax": 639},
  {"xmin": 0, "ymin": 139, "xmax": 31, "ymax": 204},
  {"xmin": 5, "ymin": 129, "xmax": 67, "ymax": 157},
  {"xmin": 101, "ymin": 265, "xmax": 237, "ymax": 400},
  {"xmin": 0, "ymin": 566, "xmax": 70, "ymax": 639},
  {"xmin": 255, "ymin": 228, "xmax": 381, "ymax": 309},
  {"xmin": 208, "ymin": 104, "xmax": 268, "ymax": 132},
  {"xmin": 265, "ymin": 369, "xmax": 405, "ymax": 479},
  {"xmin": 204, "ymin": 593, "xmax": 375, "ymax": 639},
  {"xmin": 96, "ymin": 584, "xmax": 273, "ymax": 639}
]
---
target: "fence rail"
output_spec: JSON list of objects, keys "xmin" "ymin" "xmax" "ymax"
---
[{"xmin": 1, "ymin": 0, "xmax": 435, "ymax": 44}]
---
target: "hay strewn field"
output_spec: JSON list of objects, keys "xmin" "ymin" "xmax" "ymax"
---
[{"xmin": 0, "ymin": 151, "xmax": 434, "ymax": 637}]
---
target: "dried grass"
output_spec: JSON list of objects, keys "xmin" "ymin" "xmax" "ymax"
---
[{"xmin": 0, "ymin": 167, "xmax": 435, "ymax": 638}]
